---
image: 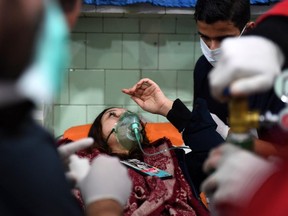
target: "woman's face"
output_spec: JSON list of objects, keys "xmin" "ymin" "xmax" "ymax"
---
[{"xmin": 101, "ymin": 107, "xmax": 128, "ymax": 153}]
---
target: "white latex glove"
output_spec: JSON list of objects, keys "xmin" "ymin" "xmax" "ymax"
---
[
  {"xmin": 210, "ymin": 113, "xmax": 230, "ymax": 139},
  {"xmin": 77, "ymin": 155, "xmax": 132, "ymax": 207},
  {"xmin": 209, "ymin": 36, "xmax": 284, "ymax": 102},
  {"xmin": 58, "ymin": 137, "xmax": 94, "ymax": 165},
  {"xmin": 201, "ymin": 144, "xmax": 278, "ymax": 209},
  {"xmin": 67, "ymin": 154, "xmax": 91, "ymax": 183}
]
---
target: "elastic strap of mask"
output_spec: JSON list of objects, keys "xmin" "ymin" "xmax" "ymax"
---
[
  {"xmin": 105, "ymin": 128, "xmax": 115, "ymax": 144},
  {"xmin": 239, "ymin": 25, "xmax": 247, "ymax": 37}
]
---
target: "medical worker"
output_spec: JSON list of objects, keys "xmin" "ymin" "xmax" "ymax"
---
[{"xmin": 202, "ymin": 1, "xmax": 288, "ymax": 215}]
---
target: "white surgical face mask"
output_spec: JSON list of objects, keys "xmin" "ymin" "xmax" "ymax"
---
[
  {"xmin": 200, "ymin": 38, "xmax": 221, "ymax": 67},
  {"xmin": 200, "ymin": 24, "xmax": 248, "ymax": 67}
]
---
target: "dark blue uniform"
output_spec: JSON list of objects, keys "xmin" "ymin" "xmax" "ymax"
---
[
  {"xmin": 167, "ymin": 98, "xmax": 224, "ymax": 196},
  {"xmin": 0, "ymin": 100, "xmax": 83, "ymax": 216}
]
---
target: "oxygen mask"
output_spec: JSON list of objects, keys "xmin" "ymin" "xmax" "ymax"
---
[
  {"xmin": 114, "ymin": 111, "xmax": 143, "ymax": 150},
  {"xmin": 112, "ymin": 111, "xmax": 190, "ymax": 156}
]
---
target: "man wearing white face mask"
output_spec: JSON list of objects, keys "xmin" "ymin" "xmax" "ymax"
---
[
  {"xmin": 194, "ymin": 0, "xmax": 254, "ymax": 125},
  {"xmin": 195, "ymin": 0, "xmax": 287, "ymax": 148},
  {"xmin": 199, "ymin": 25, "xmax": 247, "ymax": 68},
  {"xmin": 201, "ymin": 1, "xmax": 288, "ymax": 215},
  {"xmin": 192, "ymin": 0, "xmax": 287, "ymax": 199}
]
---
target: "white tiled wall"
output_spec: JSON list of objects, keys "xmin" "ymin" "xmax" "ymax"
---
[{"xmin": 50, "ymin": 15, "xmax": 202, "ymax": 137}]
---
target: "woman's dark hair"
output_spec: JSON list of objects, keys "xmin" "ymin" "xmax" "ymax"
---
[
  {"xmin": 194, "ymin": 0, "xmax": 250, "ymax": 30},
  {"xmin": 87, "ymin": 107, "xmax": 150, "ymax": 160}
]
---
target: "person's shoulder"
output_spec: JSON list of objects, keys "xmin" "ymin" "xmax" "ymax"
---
[
  {"xmin": 196, "ymin": 55, "xmax": 206, "ymax": 62},
  {"xmin": 195, "ymin": 55, "xmax": 208, "ymax": 64},
  {"xmin": 195, "ymin": 55, "xmax": 212, "ymax": 70}
]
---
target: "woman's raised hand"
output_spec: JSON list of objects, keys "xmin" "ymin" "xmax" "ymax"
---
[{"xmin": 122, "ymin": 78, "xmax": 173, "ymax": 116}]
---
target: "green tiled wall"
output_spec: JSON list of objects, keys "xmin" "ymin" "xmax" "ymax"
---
[{"xmin": 51, "ymin": 15, "xmax": 202, "ymax": 137}]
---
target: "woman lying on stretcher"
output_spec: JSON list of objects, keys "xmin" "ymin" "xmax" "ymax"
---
[{"xmin": 68, "ymin": 106, "xmax": 224, "ymax": 216}]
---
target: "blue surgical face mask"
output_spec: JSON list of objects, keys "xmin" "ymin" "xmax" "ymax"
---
[
  {"xmin": 17, "ymin": 0, "xmax": 70, "ymax": 103},
  {"xmin": 200, "ymin": 38, "xmax": 221, "ymax": 67}
]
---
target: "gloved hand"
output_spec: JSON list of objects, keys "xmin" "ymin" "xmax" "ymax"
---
[
  {"xmin": 122, "ymin": 78, "xmax": 173, "ymax": 117},
  {"xmin": 209, "ymin": 36, "xmax": 284, "ymax": 102},
  {"xmin": 201, "ymin": 144, "xmax": 278, "ymax": 209},
  {"xmin": 67, "ymin": 154, "xmax": 91, "ymax": 183},
  {"xmin": 58, "ymin": 137, "xmax": 94, "ymax": 165},
  {"xmin": 210, "ymin": 113, "xmax": 230, "ymax": 139},
  {"xmin": 76, "ymin": 154, "xmax": 132, "ymax": 207}
]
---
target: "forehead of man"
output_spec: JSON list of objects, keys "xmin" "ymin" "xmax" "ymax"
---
[{"xmin": 197, "ymin": 20, "xmax": 241, "ymax": 39}]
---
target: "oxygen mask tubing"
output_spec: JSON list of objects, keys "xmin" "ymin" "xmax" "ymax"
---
[{"xmin": 113, "ymin": 111, "xmax": 190, "ymax": 156}]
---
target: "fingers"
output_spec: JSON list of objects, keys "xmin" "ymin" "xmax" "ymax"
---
[
  {"xmin": 230, "ymin": 75, "xmax": 274, "ymax": 96},
  {"xmin": 204, "ymin": 144, "xmax": 242, "ymax": 172},
  {"xmin": 121, "ymin": 88, "xmax": 133, "ymax": 95},
  {"xmin": 85, "ymin": 155, "xmax": 132, "ymax": 206},
  {"xmin": 58, "ymin": 137, "xmax": 94, "ymax": 159},
  {"xmin": 201, "ymin": 173, "xmax": 218, "ymax": 197},
  {"xmin": 65, "ymin": 172, "xmax": 77, "ymax": 187},
  {"xmin": 130, "ymin": 95, "xmax": 145, "ymax": 107},
  {"xmin": 135, "ymin": 79, "xmax": 152, "ymax": 90},
  {"xmin": 201, "ymin": 144, "xmax": 236, "ymax": 203},
  {"xmin": 203, "ymin": 147, "xmax": 222, "ymax": 173},
  {"xmin": 122, "ymin": 78, "xmax": 155, "ymax": 96},
  {"xmin": 68, "ymin": 154, "xmax": 91, "ymax": 183}
]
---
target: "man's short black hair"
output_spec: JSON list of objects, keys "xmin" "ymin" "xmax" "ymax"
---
[{"xmin": 194, "ymin": 0, "xmax": 250, "ymax": 30}]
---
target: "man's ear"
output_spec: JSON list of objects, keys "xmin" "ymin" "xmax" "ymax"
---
[
  {"xmin": 59, "ymin": 0, "xmax": 81, "ymax": 30},
  {"xmin": 246, "ymin": 21, "xmax": 256, "ymax": 31}
]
